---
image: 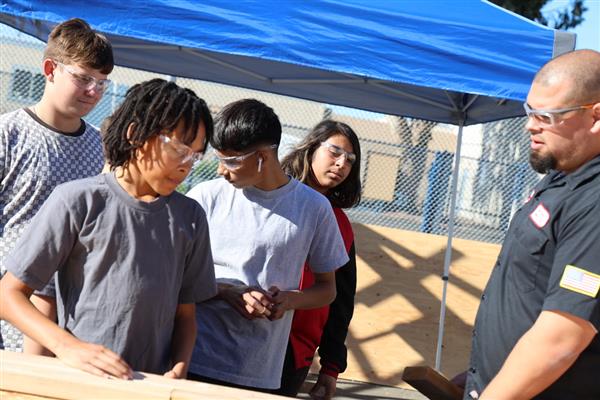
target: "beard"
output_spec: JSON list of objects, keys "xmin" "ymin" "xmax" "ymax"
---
[{"xmin": 529, "ymin": 149, "xmax": 557, "ymax": 174}]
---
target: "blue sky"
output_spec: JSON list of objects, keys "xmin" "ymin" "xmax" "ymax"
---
[{"xmin": 545, "ymin": 0, "xmax": 600, "ymax": 50}]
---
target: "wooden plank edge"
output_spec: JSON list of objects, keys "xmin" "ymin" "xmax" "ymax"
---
[{"xmin": 402, "ymin": 366, "xmax": 463, "ymax": 400}]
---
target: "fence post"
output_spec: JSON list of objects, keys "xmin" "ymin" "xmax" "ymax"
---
[{"xmin": 420, "ymin": 150, "xmax": 453, "ymax": 234}]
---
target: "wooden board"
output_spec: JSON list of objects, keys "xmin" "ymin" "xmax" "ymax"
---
[
  {"xmin": 0, "ymin": 351, "xmax": 286, "ymax": 400},
  {"xmin": 402, "ymin": 366, "xmax": 463, "ymax": 400},
  {"xmin": 1, "ymin": 391, "xmax": 55, "ymax": 400},
  {"xmin": 315, "ymin": 223, "xmax": 500, "ymax": 389}
]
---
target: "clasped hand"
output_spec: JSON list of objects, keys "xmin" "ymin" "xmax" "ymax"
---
[{"xmin": 220, "ymin": 284, "xmax": 293, "ymax": 320}]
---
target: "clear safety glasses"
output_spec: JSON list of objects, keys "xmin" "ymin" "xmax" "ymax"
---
[
  {"xmin": 523, "ymin": 102, "xmax": 594, "ymax": 126},
  {"xmin": 159, "ymin": 134, "xmax": 204, "ymax": 166},
  {"xmin": 55, "ymin": 61, "xmax": 111, "ymax": 94},
  {"xmin": 320, "ymin": 141, "xmax": 356, "ymax": 165},
  {"xmin": 214, "ymin": 144, "xmax": 278, "ymax": 170}
]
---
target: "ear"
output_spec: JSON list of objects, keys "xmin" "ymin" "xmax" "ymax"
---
[
  {"xmin": 258, "ymin": 147, "xmax": 277, "ymax": 162},
  {"xmin": 257, "ymin": 156, "xmax": 263, "ymax": 173},
  {"xmin": 591, "ymin": 103, "xmax": 600, "ymax": 135},
  {"xmin": 42, "ymin": 59, "xmax": 56, "ymax": 81},
  {"xmin": 126, "ymin": 123, "xmax": 135, "ymax": 141}
]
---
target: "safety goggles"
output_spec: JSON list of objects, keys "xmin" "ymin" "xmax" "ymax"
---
[
  {"xmin": 523, "ymin": 102, "xmax": 594, "ymax": 126},
  {"xmin": 320, "ymin": 141, "xmax": 356, "ymax": 165},
  {"xmin": 55, "ymin": 61, "xmax": 111, "ymax": 94},
  {"xmin": 159, "ymin": 134, "xmax": 204, "ymax": 166},
  {"xmin": 213, "ymin": 144, "xmax": 278, "ymax": 171}
]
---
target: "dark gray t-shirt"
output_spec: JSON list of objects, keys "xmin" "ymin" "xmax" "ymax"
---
[{"xmin": 5, "ymin": 173, "xmax": 216, "ymax": 374}]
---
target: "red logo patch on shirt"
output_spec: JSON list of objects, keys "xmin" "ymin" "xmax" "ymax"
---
[{"xmin": 529, "ymin": 203, "xmax": 550, "ymax": 228}]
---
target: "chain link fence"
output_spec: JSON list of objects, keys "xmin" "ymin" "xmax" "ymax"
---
[{"xmin": 1, "ymin": 24, "xmax": 541, "ymax": 244}]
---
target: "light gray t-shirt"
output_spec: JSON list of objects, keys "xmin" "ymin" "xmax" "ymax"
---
[
  {"xmin": 186, "ymin": 177, "xmax": 348, "ymax": 389},
  {"xmin": 0, "ymin": 108, "xmax": 104, "ymax": 351},
  {"xmin": 5, "ymin": 173, "xmax": 217, "ymax": 374}
]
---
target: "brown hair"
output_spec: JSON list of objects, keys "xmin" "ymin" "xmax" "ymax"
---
[
  {"xmin": 44, "ymin": 18, "xmax": 114, "ymax": 74},
  {"xmin": 281, "ymin": 120, "xmax": 362, "ymax": 208}
]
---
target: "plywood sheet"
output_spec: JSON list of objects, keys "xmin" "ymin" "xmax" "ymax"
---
[
  {"xmin": 0, "ymin": 351, "xmax": 285, "ymax": 400},
  {"xmin": 313, "ymin": 224, "xmax": 500, "ymax": 389}
]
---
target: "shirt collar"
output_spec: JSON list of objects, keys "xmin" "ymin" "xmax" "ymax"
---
[{"xmin": 563, "ymin": 154, "xmax": 600, "ymax": 190}]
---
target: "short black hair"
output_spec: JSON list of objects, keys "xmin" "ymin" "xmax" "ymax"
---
[
  {"xmin": 211, "ymin": 99, "xmax": 281, "ymax": 151},
  {"xmin": 103, "ymin": 78, "xmax": 213, "ymax": 168}
]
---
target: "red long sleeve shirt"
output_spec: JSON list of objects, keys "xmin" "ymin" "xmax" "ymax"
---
[{"xmin": 289, "ymin": 207, "xmax": 356, "ymax": 378}]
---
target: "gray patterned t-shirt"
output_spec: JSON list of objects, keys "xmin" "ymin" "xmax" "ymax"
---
[{"xmin": 0, "ymin": 108, "xmax": 104, "ymax": 351}]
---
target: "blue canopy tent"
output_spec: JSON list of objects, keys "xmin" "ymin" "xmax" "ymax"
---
[{"xmin": 0, "ymin": 0, "xmax": 575, "ymax": 371}]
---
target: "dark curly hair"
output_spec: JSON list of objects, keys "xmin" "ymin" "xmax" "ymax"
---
[{"xmin": 103, "ymin": 78, "xmax": 213, "ymax": 169}]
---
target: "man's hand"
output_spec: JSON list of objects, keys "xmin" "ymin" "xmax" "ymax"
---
[
  {"xmin": 267, "ymin": 286, "xmax": 298, "ymax": 320},
  {"xmin": 53, "ymin": 336, "xmax": 133, "ymax": 380},
  {"xmin": 309, "ymin": 372, "xmax": 337, "ymax": 400},
  {"xmin": 242, "ymin": 286, "xmax": 275, "ymax": 318},
  {"xmin": 219, "ymin": 284, "xmax": 274, "ymax": 319}
]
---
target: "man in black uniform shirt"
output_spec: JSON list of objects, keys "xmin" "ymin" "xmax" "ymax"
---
[{"xmin": 464, "ymin": 49, "xmax": 600, "ymax": 399}]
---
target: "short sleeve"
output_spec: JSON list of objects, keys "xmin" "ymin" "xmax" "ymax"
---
[
  {"xmin": 178, "ymin": 206, "xmax": 217, "ymax": 304},
  {"xmin": 186, "ymin": 182, "xmax": 209, "ymax": 209},
  {"xmin": 4, "ymin": 188, "xmax": 78, "ymax": 291},
  {"xmin": 306, "ymin": 201, "xmax": 349, "ymax": 273},
  {"xmin": 543, "ymin": 201, "xmax": 600, "ymax": 329},
  {"xmin": 0, "ymin": 121, "xmax": 8, "ymax": 185},
  {"xmin": 35, "ymin": 275, "xmax": 57, "ymax": 297}
]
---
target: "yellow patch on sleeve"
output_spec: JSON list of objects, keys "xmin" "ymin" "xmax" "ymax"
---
[{"xmin": 559, "ymin": 265, "xmax": 600, "ymax": 298}]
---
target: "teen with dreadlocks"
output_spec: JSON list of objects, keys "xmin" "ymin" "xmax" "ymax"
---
[{"xmin": 0, "ymin": 78, "xmax": 216, "ymax": 380}]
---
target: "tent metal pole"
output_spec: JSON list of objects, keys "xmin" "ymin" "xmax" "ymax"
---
[
  {"xmin": 271, "ymin": 78, "xmax": 364, "ymax": 84},
  {"xmin": 181, "ymin": 48, "xmax": 270, "ymax": 81},
  {"xmin": 444, "ymin": 91, "xmax": 461, "ymax": 111},
  {"xmin": 373, "ymin": 82, "xmax": 457, "ymax": 111},
  {"xmin": 434, "ymin": 119, "xmax": 464, "ymax": 371}
]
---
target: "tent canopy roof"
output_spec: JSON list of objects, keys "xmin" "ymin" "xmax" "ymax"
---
[{"xmin": 0, "ymin": 0, "xmax": 575, "ymax": 125}]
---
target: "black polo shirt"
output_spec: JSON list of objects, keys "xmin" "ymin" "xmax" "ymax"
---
[{"xmin": 464, "ymin": 156, "xmax": 600, "ymax": 400}]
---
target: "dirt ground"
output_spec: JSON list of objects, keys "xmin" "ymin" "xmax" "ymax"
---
[{"xmin": 313, "ymin": 223, "xmax": 501, "ymax": 389}]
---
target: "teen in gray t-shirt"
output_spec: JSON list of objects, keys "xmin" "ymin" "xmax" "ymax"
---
[
  {"xmin": 0, "ymin": 79, "xmax": 216, "ymax": 379},
  {"xmin": 188, "ymin": 177, "xmax": 347, "ymax": 388},
  {"xmin": 6, "ymin": 173, "xmax": 216, "ymax": 373},
  {"xmin": 186, "ymin": 99, "xmax": 348, "ymax": 390}
]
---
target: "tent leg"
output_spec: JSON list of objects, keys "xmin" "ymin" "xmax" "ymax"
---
[{"xmin": 434, "ymin": 121, "xmax": 464, "ymax": 371}]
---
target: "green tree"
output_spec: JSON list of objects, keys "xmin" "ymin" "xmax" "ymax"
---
[
  {"xmin": 491, "ymin": 0, "xmax": 587, "ymax": 30},
  {"xmin": 392, "ymin": 117, "xmax": 436, "ymax": 214}
]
